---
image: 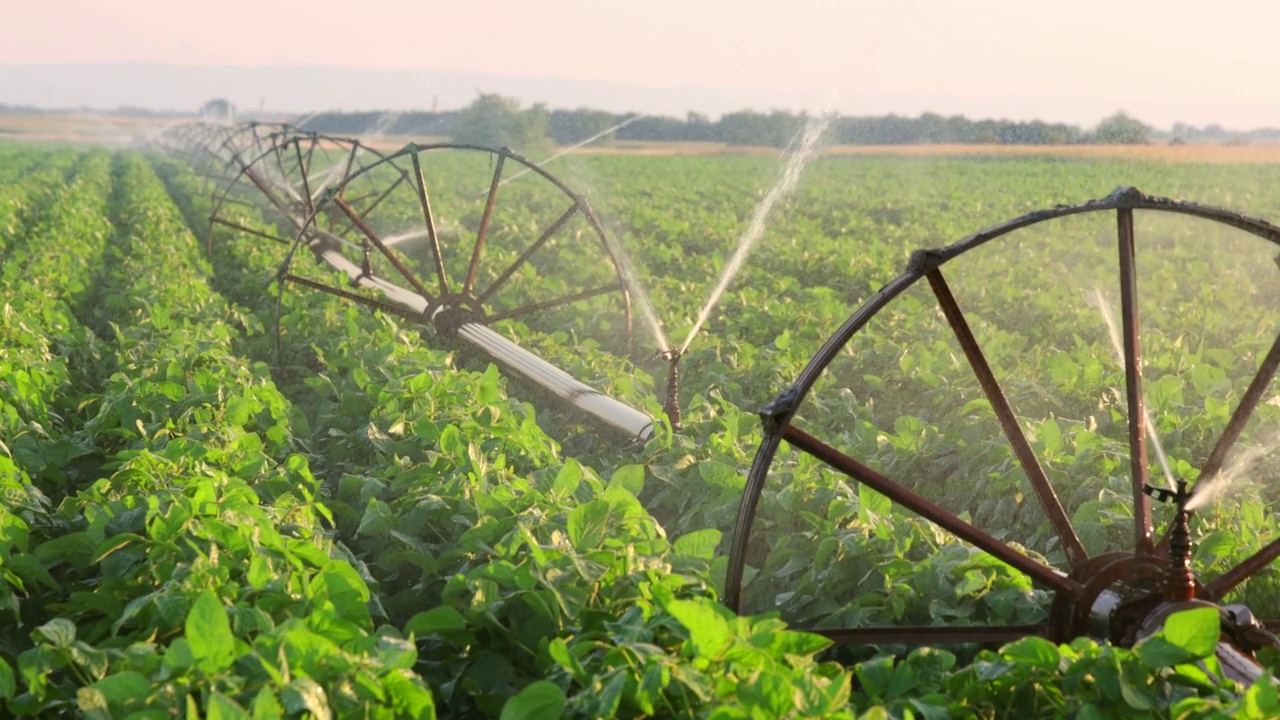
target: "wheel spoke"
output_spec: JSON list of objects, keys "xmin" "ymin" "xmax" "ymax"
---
[
  {"xmin": 240, "ymin": 167, "xmax": 302, "ymax": 231},
  {"xmin": 1117, "ymin": 208, "xmax": 1154, "ymax": 556},
  {"xmin": 1205, "ymin": 536, "xmax": 1280, "ymax": 600},
  {"xmin": 466, "ymin": 154, "xmax": 506, "ymax": 295},
  {"xmin": 927, "ymin": 269, "xmax": 1088, "ymax": 568},
  {"xmin": 210, "ymin": 218, "xmax": 290, "ymax": 245},
  {"xmin": 1158, "ymin": 330, "xmax": 1280, "ymax": 556},
  {"xmin": 250, "ymin": 131, "xmax": 267, "ymax": 165},
  {"xmin": 272, "ymin": 143, "xmax": 294, "ymax": 196},
  {"xmin": 578, "ymin": 205, "xmax": 635, "ymax": 352},
  {"xmin": 782, "ymin": 423, "xmax": 1081, "ymax": 597},
  {"xmin": 478, "ymin": 204, "xmax": 578, "ymax": 305},
  {"xmin": 302, "ymin": 138, "xmax": 316, "ymax": 179},
  {"xmin": 486, "ymin": 282, "xmax": 624, "ymax": 323},
  {"xmin": 293, "ymin": 142, "xmax": 316, "ymax": 218},
  {"xmin": 281, "ymin": 273, "xmax": 421, "ymax": 323},
  {"xmin": 354, "ymin": 173, "xmax": 405, "ymax": 217},
  {"xmin": 340, "ymin": 143, "xmax": 359, "ymax": 183},
  {"xmin": 1195, "ymin": 330, "xmax": 1280, "ymax": 494},
  {"xmin": 214, "ymin": 196, "xmax": 261, "ymax": 213},
  {"xmin": 331, "ymin": 195, "xmax": 434, "ymax": 300},
  {"xmin": 411, "ymin": 152, "xmax": 450, "ymax": 296}
]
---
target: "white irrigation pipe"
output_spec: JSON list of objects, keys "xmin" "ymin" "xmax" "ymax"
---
[{"xmin": 301, "ymin": 235, "xmax": 655, "ymax": 440}]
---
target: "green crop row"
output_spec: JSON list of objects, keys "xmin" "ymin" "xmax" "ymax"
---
[
  {"xmin": 6, "ymin": 145, "xmax": 1279, "ymax": 717},
  {"xmin": 139, "ymin": 143, "xmax": 1280, "ymax": 716},
  {"xmin": 152, "ymin": 152, "xmax": 871, "ymax": 720}
]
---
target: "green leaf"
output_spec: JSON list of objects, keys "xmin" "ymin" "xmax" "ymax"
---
[
  {"xmin": 69, "ymin": 641, "xmax": 108, "ymax": 682},
  {"xmin": 91, "ymin": 671, "xmax": 149, "ymax": 706},
  {"xmin": 1163, "ymin": 606, "xmax": 1219, "ymax": 657},
  {"xmin": 251, "ymin": 689, "xmax": 284, "ymax": 719},
  {"xmin": 0, "ymin": 657, "xmax": 14, "ymax": 699},
  {"xmin": 208, "ymin": 692, "xmax": 251, "ymax": 720},
  {"xmin": 34, "ymin": 618, "xmax": 76, "ymax": 648},
  {"xmin": 1243, "ymin": 675, "xmax": 1280, "ymax": 717},
  {"xmin": 76, "ymin": 687, "xmax": 111, "ymax": 720},
  {"xmin": 313, "ymin": 567, "xmax": 371, "ymax": 626},
  {"xmin": 854, "ymin": 656, "xmax": 895, "ymax": 704},
  {"xmin": 697, "ymin": 461, "xmax": 741, "ymax": 489},
  {"xmin": 1000, "ymin": 636, "xmax": 1059, "ymax": 670},
  {"xmin": 405, "ymin": 606, "xmax": 467, "ymax": 636},
  {"xmin": 163, "ymin": 637, "xmax": 194, "ymax": 673},
  {"xmin": 92, "ymin": 533, "xmax": 142, "ymax": 563},
  {"xmin": 1075, "ymin": 703, "xmax": 1108, "ymax": 720},
  {"xmin": 225, "ymin": 395, "xmax": 253, "ymax": 426},
  {"xmin": 357, "ymin": 498, "xmax": 393, "ymax": 537},
  {"xmin": 764, "ymin": 630, "xmax": 831, "ymax": 657},
  {"xmin": 1135, "ymin": 635, "xmax": 1194, "ymax": 669},
  {"xmin": 500, "ymin": 680, "xmax": 565, "ymax": 720},
  {"xmin": 858, "ymin": 482, "xmax": 891, "ymax": 523},
  {"xmin": 551, "ymin": 461, "xmax": 581, "ymax": 497},
  {"xmin": 1118, "ymin": 665, "xmax": 1156, "ymax": 710},
  {"xmin": 1039, "ymin": 417, "xmax": 1063, "ymax": 457},
  {"xmin": 186, "ymin": 590, "xmax": 235, "ymax": 672},
  {"xmin": 667, "ymin": 598, "xmax": 732, "ymax": 657},
  {"xmin": 673, "ymin": 529, "xmax": 721, "ymax": 560},
  {"xmin": 247, "ymin": 555, "xmax": 271, "ymax": 591},
  {"xmin": 548, "ymin": 639, "xmax": 587, "ymax": 684},
  {"xmin": 7, "ymin": 553, "xmax": 58, "ymax": 590},
  {"xmin": 382, "ymin": 669, "xmax": 436, "ymax": 718},
  {"xmin": 281, "ymin": 678, "xmax": 330, "ymax": 720},
  {"xmin": 606, "ymin": 465, "xmax": 645, "ymax": 496},
  {"xmin": 566, "ymin": 500, "xmax": 611, "ymax": 551}
]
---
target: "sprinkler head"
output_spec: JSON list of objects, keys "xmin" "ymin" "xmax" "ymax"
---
[
  {"xmin": 1146, "ymin": 479, "xmax": 1196, "ymax": 603},
  {"xmin": 659, "ymin": 349, "xmax": 684, "ymax": 432},
  {"xmin": 658, "ymin": 348, "xmax": 685, "ymax": 362}
]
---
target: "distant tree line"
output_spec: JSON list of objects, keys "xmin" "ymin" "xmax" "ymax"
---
[
  {"xmin": 297, "ymin": 95, "xmax": 1178, "ymax": 149},
  {"xmin": 1165, "ymin": 122, "xmax": 1280, "ymax": 144},
  {"xmin": 0, "ymin": 103, "xmax": 191, "ymax": 118},
  {"xmin": 20, "ymin": 93, "xmax": 1279, "ymax": 148}
]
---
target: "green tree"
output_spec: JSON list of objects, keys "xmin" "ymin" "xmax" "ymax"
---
[
  {"xmin": 450, "ymin": 93, "xmax": 549, "ymax": 150},
  {"xmin": 547, "ymin": 108, "xmax": 619, "ymax": 145},
  {"xmin": 199, "ymin": 98, "xmax": 236, "ymax": 123},
  {"xmin": 1092, "ymin": 111, "xmax": 1149, "ymax": 144}
]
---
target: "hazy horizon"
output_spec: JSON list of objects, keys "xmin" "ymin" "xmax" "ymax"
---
[{"xmin": 6, "ymin": 1, "xmax": 1280, "ymax": 129}]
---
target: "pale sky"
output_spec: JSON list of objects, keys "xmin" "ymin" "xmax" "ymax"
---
[{"xmin": 5, "ymin": 0, "xmax": 1280, "ymax": 127}]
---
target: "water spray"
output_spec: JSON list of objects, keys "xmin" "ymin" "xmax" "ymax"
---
[
  {"xmin": 1144, "ymin": 479, "xmax": 1195, "ymax": 603},
  {"xmin": 1094, "ymin": 287, "xmax": 1176, "ymax": 490},
  {"xmin": 679, "ymin": 112, "xmax": 831, "ymax": 353},
  {"xmin": 660, "ymin": 348, "xmax": 684, "ymax": 431},
  {"xmin": 494, "ymin": 114, "xmax": 647, "ymax": 192}
]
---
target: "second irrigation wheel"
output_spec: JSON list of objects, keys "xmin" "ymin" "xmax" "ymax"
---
[
  {"xmin": 206, "ymin": 127, "xmax": 392, "ymax": 256},
  {"xmin": 279, "ymin": 142, "xmax": 635, "ymax": 355},
  {"xmin": 725, "ymin": 187, "xmax": 1280, "ymax": 649}
]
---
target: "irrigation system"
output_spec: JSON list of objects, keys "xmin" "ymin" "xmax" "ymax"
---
[
  {"xmin": 154, "ymin": 123, "xmax": 1280, "ymax": 685},
  {"xmin": 154, "ymin": 121, "xmax": 658, "ymax": 440}
]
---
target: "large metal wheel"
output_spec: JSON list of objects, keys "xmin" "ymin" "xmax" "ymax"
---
[
  {"xmin": 725, "ymin": 187, "xmax": 1280, "ymax": 647},
  {"xmin": 156, "ymin": 123, "xmax": 654, "ymax": 439},
  {"xmin": 206, "ymin": 127, "xmax": 393, "ymax": 257},
  {"xmin": 279, "ymin": 142, "xmax": 635, "ymax": 355}
]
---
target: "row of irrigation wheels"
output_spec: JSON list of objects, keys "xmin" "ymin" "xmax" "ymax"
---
[
  {"xmin": 153, "ymin": 122, "xmax": 654, "ymax": 438},
  {"xmin": 154, "ymin": 123, "xmax": 1280, "ymax": 682}
]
